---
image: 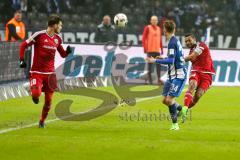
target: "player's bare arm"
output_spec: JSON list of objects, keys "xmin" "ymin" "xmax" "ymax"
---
[
  {"xmin": 184, "ymin": 51, "xmax": 199, "ymax": 62},
  {"xmin": 146, "ymin": 56, "xmax": 174, "ymax": 64},
  {"xmin": 145, "ymin": 56, "xmax": 156, "ymax": 63}
]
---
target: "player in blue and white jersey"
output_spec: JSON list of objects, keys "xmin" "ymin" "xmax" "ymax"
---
[{"xmin": 146, "ymin": 20, "xmax": 187, "ymax": 130}]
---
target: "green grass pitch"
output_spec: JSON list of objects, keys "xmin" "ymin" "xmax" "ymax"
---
[{"xmin": 0, "ymin": 86, "xmax": 240, "ymax": 160}]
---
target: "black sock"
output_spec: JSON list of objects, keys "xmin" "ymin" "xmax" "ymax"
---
[{"xmin": 168, "ymin": 103, "xmax": 178, "ymax": 123}]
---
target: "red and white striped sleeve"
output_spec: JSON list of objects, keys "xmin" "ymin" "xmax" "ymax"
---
[{"xmin": 19, "ymin": 30, "xmax": 45, "ymax": 60}]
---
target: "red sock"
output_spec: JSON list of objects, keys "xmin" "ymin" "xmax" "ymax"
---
[
  {"xmin": 189, "ymin": 95, "xmax": 197, "ymax": 108},
  {"xmin": 40, "ymin": 105, "xmax": 50, "ymax": 122},
  {"xmin": 40, "ymin": 92, "xmax": 54, "ymax": 122},
  {"xmin": 184, "ymin": 91, "xmax": 193, "ymax": 108},
  {"xmin": 189, "ymin": 102, "xmax": 195, "ymax": 108}
]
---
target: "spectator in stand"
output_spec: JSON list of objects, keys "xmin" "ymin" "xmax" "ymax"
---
[
  {"xmin": 12, "ymin": 0, "xmax": 21, "ymax": 10},
  {"xmin": 20, "ymin": 0, "xmax": 28, "ymax": 13},
  {"xmin": 147, "ymin": 0, "xmax": 165, "ymax": 25},
  {"xmin": 46, "ymin": 0, "xmax": 61, "ymax": 14},
  {"xmin": 0, "ymin": 0, "xmax": 14, "ymax": 23},
  {"xmin": 95, "ymin": 15, "xmax": 117, "ymax": 43},
  {"xmin": 5, "ymin": 10, "xmax": 26, "ymax": 41},
  {"xmin": 234, "ymin": 0, "xmax": 240, "ymax": 32}
]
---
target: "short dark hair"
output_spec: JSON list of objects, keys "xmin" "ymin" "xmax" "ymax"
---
[
  {"xmin": 48, "ymin": 15, "xmax": 62, "ymax": 26},
  {"xmin": 14, "ymin": 10, "xmax": 22, "ymax": 14},
  {"xmin": 185, "ymin": 33, "xmax": 196, "ymax": 39},
  {"xmin": 163, "ymin": 20, "xmax": 176, "ymax": 33}
]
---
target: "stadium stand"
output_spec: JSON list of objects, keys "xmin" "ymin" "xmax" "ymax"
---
[{"xmin": 0, "ymin": 0, "xmax": 239, "ymax": 35}]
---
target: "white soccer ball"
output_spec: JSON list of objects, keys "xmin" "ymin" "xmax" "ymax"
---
[{"xmin": 114, "ymin": 13, "xmax": 128, "ymax": 28}]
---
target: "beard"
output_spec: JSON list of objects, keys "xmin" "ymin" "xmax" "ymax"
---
[
  {"xmin": 54, "ymin": 29, "xmax": 60, "ymax": 34},
  {"xmin": 186, "ymin": 44, "xmax": 192, "ymax": 48}
]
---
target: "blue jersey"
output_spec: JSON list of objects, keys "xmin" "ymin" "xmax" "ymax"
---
[{"xmin": 167, "ymin": 36, "xmax": 186, "ymax": 80}]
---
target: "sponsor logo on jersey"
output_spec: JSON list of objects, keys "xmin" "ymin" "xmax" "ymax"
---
[{"xmin": 43, "ymin": 45, "xmax": 57, "ymax": 50}]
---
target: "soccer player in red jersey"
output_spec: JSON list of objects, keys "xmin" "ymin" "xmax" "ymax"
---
[
  {"xmin": 19, "ymin": 15, "xmax": 72, "ymax": 128},
  {"xmin": 180, "ymin": 33, "xmax": 215, "ymax": 121}
]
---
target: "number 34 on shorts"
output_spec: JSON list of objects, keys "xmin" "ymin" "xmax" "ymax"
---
[
  {"xmin": 170, "ymin": 84, "xmax": 179, "ymax": 92},
  {"xmin": 163, "ymin": 78, "xmax": 186, "ymax": 97}
]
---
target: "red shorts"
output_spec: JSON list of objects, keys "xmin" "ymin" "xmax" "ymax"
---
[
  {"xmin": 189, "ymin": 71, "xmax": 213, "ymax": 91},
  {"xmin": 30, "ymin": 73, "xmax": 57, "ymax": 93}
]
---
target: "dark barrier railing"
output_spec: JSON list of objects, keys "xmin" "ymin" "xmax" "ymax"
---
[{"xmin": 0, "ymin": 42, "xmax": 31, "ymax": 84}]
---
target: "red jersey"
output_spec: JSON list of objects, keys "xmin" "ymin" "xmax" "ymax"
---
[
  {"xmin": 20, "ymin": 30, "xmax": 68, "ymax": 74},
  {"xmin": 189, "ymin": 42, "xmax": 215, "ymax": 74}
]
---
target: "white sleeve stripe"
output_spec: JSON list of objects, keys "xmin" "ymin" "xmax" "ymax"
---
[
  {"xmin": 199, "ymin": 46, "xmax": 204, "ymax": 50},
  {"xmin": 26, "ymin": 39, "xmax": 34, "ymax": 44},
  {"xmin": 26, "ymin": 30, "xmax": 46, "ymax": 44}
]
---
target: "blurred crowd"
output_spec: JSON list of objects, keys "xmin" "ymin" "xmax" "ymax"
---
[{"xmin": 0, "ymin": 0, "xmax": 239, "ymax": 38}]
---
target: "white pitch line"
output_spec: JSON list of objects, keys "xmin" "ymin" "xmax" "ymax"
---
[{"xmin": 0, "ymin": 89, "xmax": 186, "ymax": 134}]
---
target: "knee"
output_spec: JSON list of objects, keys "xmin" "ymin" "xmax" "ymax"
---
[
  {"xmin": 162, "ymin": 99, "xmax": 166, "ymax": 105},
  {"xmin": 31, "ymin": 86, "xmax": 41, "ymax": 98},
  {"xmin": 162, "ymin": 97, "xmax": 172, "ymax": 106}
]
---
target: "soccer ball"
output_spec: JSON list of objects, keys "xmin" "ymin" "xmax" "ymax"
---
[{"xmin": 114, "ymin": 13, "xmax": 128, "ymax": 28}]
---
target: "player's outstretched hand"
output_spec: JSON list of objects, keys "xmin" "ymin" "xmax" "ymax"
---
[
  {"xmin": 145, "ymin": 57, "xmax": 156, "ymax": 63},
  {"xmin": 66, "ymin": 45, "xmax": 72, "ymax": 55},
  {"xmin": 19, "ymin": 60, "xmax": 27, "ymax": 68},
  {"xmin": 156, "ymin": 55, "xmax": 164, "ymax": 59}
]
